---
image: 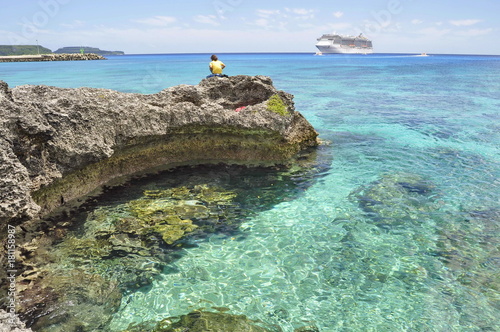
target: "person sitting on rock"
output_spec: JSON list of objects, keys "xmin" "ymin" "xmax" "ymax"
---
[{"xmin": 207, "ymin": 55, "xmax": 228, "ymax": 78}]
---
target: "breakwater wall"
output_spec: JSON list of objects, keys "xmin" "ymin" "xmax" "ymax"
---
[{"xmin": 0, "ymin": 53, "xmax": 106, "ymax": 63}]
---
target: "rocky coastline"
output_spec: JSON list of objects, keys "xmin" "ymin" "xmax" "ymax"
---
[
  {"xmin": 0, "ymin": 53, "xmax": 106, "ymax": 63},
  {"xmin": 0, "ymin": 75, "xmax": 318, "ymax": 225},
  {"xmin": 0, "ymin": 75, "xmax": 318, "ymax": 331}
]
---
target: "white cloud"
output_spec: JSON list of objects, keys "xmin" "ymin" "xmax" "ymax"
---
[
  {"xmin": 251, "ymin": 9, "xmax": 283, "ymax": 30},
  {"xmin": 286, "ymin": 8, "xmax": 313, "ymax": 15},
  {"xmin": 418, "ymin": 27, "xmax": 452, "ymax": 37},
  {"xmin": 256, "ymin": 9, "xmax": 280, "ymax": 18},
  {"xmin": 193, "ymin": 15, "xmax": 220, "ymax": 26},
  {"xmin": 133, "ymin": 16, "xmax": 177, "ymax": 27},
  {"xmin": 298, "ymin": 23, "xmax": 316, "ymax": 29},
  {"xmin": 411, "ymin": 19, "xmax": 423, "ymax": 25},
  {"xmin": 323, "ymin": 22, "xmax": 352, "ymax": 31},
  {"xmin": 253, "ymin": 7, "xmax": 314, "ymax": 29},
  {"xmin": 449, "ymin": 19, "xmax": 482, "ymax": 27},
  {"xmin": 254, "ymin": 18, "xmax": 269, "ymax": 28},
  {"xmin": 60, "ymin": 20, "xmax": 85, "ymax": 29},
  {"xmin": 72, "ymin": 26, "xmax": 311, "ymax": 53},
  {"xmin": 333, "ymin": 11, "xmax": 344, "ymax": 18},
  {"xmin": 455, "ymin": 28, "xmax": 493, "ymax": 37},
  {"xmin": 285, "ymin": 8, "xmax": 314, "ymax": 20}
]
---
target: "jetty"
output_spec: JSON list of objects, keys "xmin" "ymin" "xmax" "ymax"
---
[{"xmin": 0, "ymin": 53, "xmax": 106, "ymax": 63}]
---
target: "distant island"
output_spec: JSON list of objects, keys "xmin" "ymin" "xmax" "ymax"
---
[
  {"xmin": 0, "ymin": 45, "xmax": 52, "ymax": 56},
  {"xmin": 0, "ymin": 45, "xmax": 124, "ymax": 56},
  {"xmin": 54, "ymin": 46, "xmax": 125, "ymax": 56}
]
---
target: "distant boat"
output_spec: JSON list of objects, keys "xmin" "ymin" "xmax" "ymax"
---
[
  {"xmin": 417, "ymin": 52, "xmax": 429, "ymax": 57},
  {"xmin": 315, "ymin": 33, "xmax": 373, "ymax": 54}
]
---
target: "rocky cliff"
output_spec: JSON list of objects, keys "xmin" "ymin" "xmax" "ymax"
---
[{"xmin": 0, "ymin": 75, "xmax": 318, "ymax": 229}]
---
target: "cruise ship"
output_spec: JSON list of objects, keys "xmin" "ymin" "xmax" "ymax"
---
[{"xmin": 315, "ymin": 33, "xmax": 373, "ymax": 54}]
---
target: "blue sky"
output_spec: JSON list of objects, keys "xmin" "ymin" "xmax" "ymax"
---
[{"xmin": 1, "ymin": 0, "xmax": 499, "ymax": 54}]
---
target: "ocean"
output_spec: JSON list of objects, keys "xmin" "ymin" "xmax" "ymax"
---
[{"xmin": 2, "ymin": 53, "xmax": 499, "ymax": 331}]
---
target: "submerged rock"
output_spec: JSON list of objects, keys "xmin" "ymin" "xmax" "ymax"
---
[
  {"xmin": 294, "ymin": 326, "xmax": 320, "ymax": 332},
  {"xmin": 350, "ymin": 172, "xmax": 441, "ymax": 226},
  {"xmin": 435, "ymin": 208, "xmax": 500, "ymax": 309},
  {"xmin": 19, "ymin": 269, "xmax": 122, "ymax": 332},
  {"xmin": 122, "ymin": 308, "xmax": 320, "ymax": 332},
  {"xmin": 124, "ymin": 310, "xmax": 272, "ymax": 332},
  {"xmin": 8, "ymin": 182, "xmax": 244, "ymax": 331},
  {"xmin": 3, "ymin": 161, "xmax": 330, "ymax": 331}
]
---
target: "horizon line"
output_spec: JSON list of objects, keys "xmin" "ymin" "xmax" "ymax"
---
[{"xmin": 118, "ymin": 52, "xmax": 500, "ymax": 56}]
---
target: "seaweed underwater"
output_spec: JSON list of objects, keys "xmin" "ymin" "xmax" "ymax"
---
[{"xmin": 8, "ymin": 146, "xmax": 331, "ymax": 332}]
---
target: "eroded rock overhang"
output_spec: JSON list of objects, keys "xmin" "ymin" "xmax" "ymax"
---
[{"xmin": 0, "ymin": 75, "xmax": 318, "ymax": 225}]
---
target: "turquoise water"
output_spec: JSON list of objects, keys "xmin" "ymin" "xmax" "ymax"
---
[{"xmin": 3, "ymin": 54, "xmax": 499, "ymax": 331}]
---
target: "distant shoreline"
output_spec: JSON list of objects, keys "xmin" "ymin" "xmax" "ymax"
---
[
  {"xmin": 119, "ymin": 52, "xmax": 500, "ymax": 57},
  {"xmin": 0, "ymin": 53, "xmax": 106, "ymax": 63}
]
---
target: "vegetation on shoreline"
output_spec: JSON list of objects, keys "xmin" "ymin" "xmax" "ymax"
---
[
  {"xmin": 54, "ymin": 46, "xmax": 125, "ymax": 55},
  {"xmin": 0, "ymin": 45, "xmax": 124, "ymax": 56},
  {"xmin": 0, "ymin": 45, "xmax": 52, "ymax": 56}
]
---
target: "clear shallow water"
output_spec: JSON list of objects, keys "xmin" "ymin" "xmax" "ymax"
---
[{"xmin": 3, "ymin": 53, "xmax": 499, "ymax": 331}]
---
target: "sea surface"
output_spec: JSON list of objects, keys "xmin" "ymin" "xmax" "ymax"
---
[{"xmin": 2, "ymin": 53, "xmax": 499, "ymax": 331}]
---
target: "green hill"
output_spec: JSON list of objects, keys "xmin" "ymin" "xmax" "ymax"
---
[
  {"xmin": 0, "ymin": 45, "xmax": 52, "ymax": 56},
  {"xmin": 54, "ymin": 46, "xmax": 124, "ymax": 56}
]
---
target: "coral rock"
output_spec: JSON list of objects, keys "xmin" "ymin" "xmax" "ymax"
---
[{"xmin": 0, "ymin": 75, "xmax": 318, "ymax": 228}]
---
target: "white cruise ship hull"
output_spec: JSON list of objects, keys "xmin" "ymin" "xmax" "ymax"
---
[{"xmin": 316, "ymin": 45, "xmax": 373, "ymax": 54}]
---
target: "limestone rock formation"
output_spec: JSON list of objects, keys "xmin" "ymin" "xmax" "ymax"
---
[
  {"xmin": 0, "ymin": 75, "xmax": 318, "ymax": 229},
  {"xmin": 0, "ymin": 75, "xmax": 318, "ymax": 331},
  {"xmin": 0, "ymin": 309, "xmax": 32, "ymax": 332}
]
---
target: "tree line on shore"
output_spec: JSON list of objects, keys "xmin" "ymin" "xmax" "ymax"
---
[{"xmin": 0, "ymin": 45, "xmax": 124, "ymax": 56}]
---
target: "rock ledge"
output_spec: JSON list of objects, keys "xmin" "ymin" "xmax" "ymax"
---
[{"xmin": 0, "ymin": 75, "xmax": 318, "ymax": 226}]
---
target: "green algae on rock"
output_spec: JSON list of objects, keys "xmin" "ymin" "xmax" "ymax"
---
[
  {"xmin": 46, "ymin": 183, "xmax": 241, "ymax": 286},
  {"xmin": 266, "ymin": 94, "xmax": 290, "ymax": 116},
  {"xmin": 125, "ymin": 184, "xmax": 238, "ymax": 244}
]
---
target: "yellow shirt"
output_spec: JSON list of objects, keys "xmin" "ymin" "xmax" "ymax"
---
[{"xmin": 210, "ymin": 60, "xmax": 225, "ymax": 74}]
